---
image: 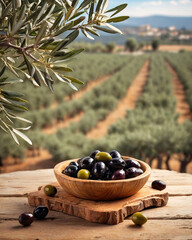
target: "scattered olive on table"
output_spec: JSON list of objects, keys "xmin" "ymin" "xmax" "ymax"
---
[
  {"xmin": 44, "ymin": 185, "xmax": 57, "ymax": 197},
  {"xmin": 131, "ymin": 212, "xmax": 148, "ymax": 226},
  {"xmin": 19, "ymin": 212, "xmax": 34, "ymax": 226},
  {"xmin": 19, "ymin": 205, "xmax": 49, "ymax": 227},
  {"xmin": 62, "ymin": 150, "xmax": 144, "ymax": 181},
  {"xmin": 33, "ymin": 206, "xmax": 49, "ymax": 220},
  {"xmin": 151, "ymin": 180, "xmax": 166, "ymax": 190}
]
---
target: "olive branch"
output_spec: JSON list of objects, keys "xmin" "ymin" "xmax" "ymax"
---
[{"xmin": 0, "ymin": 0, "xmax": 129, "ymax": 144}]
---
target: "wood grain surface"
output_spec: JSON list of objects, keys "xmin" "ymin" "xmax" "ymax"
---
[
  {"xmin": 28, "ymin": 183, "xmax": 168, "ymax": 225},
  {"xmin": 0, "ymin": 169, "xmax": 192, "ymax": 240}
]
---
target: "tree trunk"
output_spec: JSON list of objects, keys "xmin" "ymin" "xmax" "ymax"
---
[
  {"xmin": 165, "ymin": 155, "xmax": 171, "ymax": 170},
  {"xmin": 157, "ymin": 155, "xmax": 163, "ymax": 169},
  {"xmin": 180, "ymin": 161, "xmax": 188, "ymax": 173},
  {"xmin": 32, "ymin": 149, "xmax": 36, "ymax": 157},
  {"xmin": 149, "ymin": 157, "xmax": 155, "ymax": 167},
  {"xmin": 179, "ymin": 154, "xmax": 192, "ymax": 173},
  {"xmin": 37, "ymin": 147, "xmax": 41, "ymax": 156}
]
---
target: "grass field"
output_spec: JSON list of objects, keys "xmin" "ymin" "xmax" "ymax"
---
[{"xmin": 0, "ymin": 51, "xmax": 192, "ymax": 174}]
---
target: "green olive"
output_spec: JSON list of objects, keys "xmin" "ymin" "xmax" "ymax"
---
[
  {"xmin": 44, "ymin": 185, "xmax": 57, "ymax": 197},
  {"xmin": 77, "ymin": 169, "xmax": 90, "ymax": 179},
  {"xmin": 131, "ymin": 212, "xmax": 147, "ymax": 226},
  {"xmin": 95, "ymin": 152, "xmax": 112, "ymax": 162}
]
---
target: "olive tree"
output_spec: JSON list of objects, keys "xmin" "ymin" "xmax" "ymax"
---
[
  {"xmin": 125, "ymin": 38, "xmax": 138, "ymax": 52},
  {"xmin": 151, "ymin": 38, "xmax": 160, "ymax": 51},
  {"xmin": 106, "ymin": 41, "xmax": 116, "ymax": 53},
  {"xmin": 0, "ymin": 0, "xmax": 129, "ymax": 144}
]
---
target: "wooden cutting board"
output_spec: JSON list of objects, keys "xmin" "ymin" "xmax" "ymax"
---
[
  {"xmin": 28, "ymin": 183, "xmax": 168, "ymax": 224},
  {"xmin": 28, "ymin": 182, "xmax": 168, "ymax": 225}
]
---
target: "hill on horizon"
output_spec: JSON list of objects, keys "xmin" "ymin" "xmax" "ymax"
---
[{"xmin": 123, "ymin": 15, "xmax": 192, "ymax": 29}]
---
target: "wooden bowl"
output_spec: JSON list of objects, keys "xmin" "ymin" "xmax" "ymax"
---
[{"xmin": 54, "ymin": 156, "xmax": 151, "ymax": 201}]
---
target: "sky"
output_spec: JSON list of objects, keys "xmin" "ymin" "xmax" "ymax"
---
[{"xmin": 108, "ymin": 0, "xmax": 192, "ymax": 17}]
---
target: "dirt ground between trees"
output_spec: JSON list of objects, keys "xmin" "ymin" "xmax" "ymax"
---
[
  {"xmin": 43, "ymin": 112, "xmax": 84, "ymax": 135},
  {"xmin": 86, "ymin": 60, "xmax": 150, "ymax": 139},
  {"xmin": 43, "ymin": 73, "xmax": 115, "ymax": 134},
  {"xmin": 50, "ymin": 73, "xmax": 115, "ymax": 109},
  {"xmin": 166, "ymin": 62, "xmax": 192, "ymax": 123},
  {"xmin": 0, "ymin": 72, "xmax": 116, "ymax": 172},
  {"xmin": 1, "ymin": 57, "xmax": 192, "ymax": 174}
]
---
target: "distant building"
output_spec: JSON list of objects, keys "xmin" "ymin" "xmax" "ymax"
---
[
  {"xmin": 178, "ymin": 34, "xmax": 192, "ymax": 40},
  {"xmin": 139, "ymin": 24, "xmax": 151, "ymax": 32},
  {"xmin": 139, "ymin": 24, "xmax": 162, "ymax": 37},
  {"xmin": 168, "ymin": 26, "xmax": 177, "ymax": 31},
  {"xmin": 170, "ymin": 31, "xmax": 179, "ymax": 37}
]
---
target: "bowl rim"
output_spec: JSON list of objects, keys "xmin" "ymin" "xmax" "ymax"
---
[{"xmin": 54, "ymin": 156, "xmax": 151, "ymax": 184}]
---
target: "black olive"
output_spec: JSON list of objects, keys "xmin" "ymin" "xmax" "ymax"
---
[
  {"xmin": 136, "ymin": 168, "xmax": 143, "ymax": 175},
  {"xmin": 125, "ymin": 167, "xmax": 143, "ymax": 178},
  {"xmin": 92, "ymin": 162, "xmax": 106, "ymax": 180},
  {"xmin": 111, "ymin": 169, "xmax": 126, "ymax": 180},
  {"xmin": 63, "ymin": 165, "xmax": 79, "ymax": 178},
  {"xmin": 152, "ymin": 180, "xmax": 166, "ymax": 190},
  {"xmin": 125, "ymin": 159, "xmax": 141, "ymax": 169},
  {"xmin": 77, "ymin": 158, "xmax": 81, "ymax": 164},
  {"xmin": 108, "ymin": 157, "xmax": 126, "ymax": 170},
  {"xmin": 69, "ymin": 161, "xmax": 79, "ymax": 168},
  {"xmin": 78, "ymin": 156, "xmax": 95, "ymax": 171},
  {"xmin": 103, "ymin": 167, "xmax": 113, "ymax": 180},
  {"xmin": 33, "ymin": 206, "xmax": 49, "ymax": 220},
  {"xmin": 90, "ymin": 150, "xmax": 100, "ymax": 159},
  {"xmin": 110, "ymin": 150, "xmax": 121, "ymax": 159},
  {"xmin": 19, "ymin": 212, "xmax": 34, "ymax": 226}
]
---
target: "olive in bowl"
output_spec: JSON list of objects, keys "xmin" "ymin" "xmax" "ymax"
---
[{"xmin": 54, "ymin": 152, "xmax": 151, "ymax": 200}]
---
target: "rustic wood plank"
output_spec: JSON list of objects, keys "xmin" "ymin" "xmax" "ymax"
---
[
  {"xmin": 148, "ymin": 169, "xmax": 192, "ymax": 186},
  {"xmin": 28, "ymin": 184, "xmax": 168, "ymax": 225},
  {"xmin": 0, "ymin": 169, "xmax": 56, "ymax": 196},
  {"xmin": 0, "ymin": 168, "xmax": 191, "ymax": 239},
  {"xmin": 1, "ymin": 196, "xmax": 191, "ymax": 220},
  {"xmin": 144, "ymin": 196, "xmax": 192, "ymax": 219},
  {"xmin": 0, "ymin": 219, "xmax": 191, "ymax": 240},
  {"xmin": 0, "ymin": 169, "xmax": 192, "ymax": 197}
]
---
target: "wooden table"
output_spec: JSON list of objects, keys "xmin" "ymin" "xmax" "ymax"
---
[{"xmin": 0, "ymin": 169, "xmax": 192, "ymax": 240}]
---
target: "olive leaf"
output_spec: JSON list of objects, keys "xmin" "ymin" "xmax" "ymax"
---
[
  {"xmin": 35, "ymin": 21, "xmax": 48, "ymax": 46},
  {"xmin": 0, "ymin": 0, "xmax": 129, "ymax": 144},
  {"xmin": 79, "ymin": 0, "xmax": 93, "ymax": 10},
  {"xmin": 106, "ymin": 16, "xmax": 129, "ymax": 23},
  {"xmin": 106, "ymin": 3, "xmax": 127, "ymax": 17}
]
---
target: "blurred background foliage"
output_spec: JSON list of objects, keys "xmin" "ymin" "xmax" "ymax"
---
[{"xmin": 0, "ymin": 1, "xmax": 192, "ymax": 175}]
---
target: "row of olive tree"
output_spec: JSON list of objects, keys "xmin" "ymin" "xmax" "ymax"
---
[
  {"xmin": 0, "ymin": 55, "xmax": 146, "ymax": 163},
  {"xmin": 106, "ymin": 54, "xmax": 192, "ymax": 173},
  {"xmin": 125, "ymin": 38, "xmax": 160, "ymax": 52},
  {"xmin": 165, "ymin": 53, "xmax": 192, "ymax": 111}
]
